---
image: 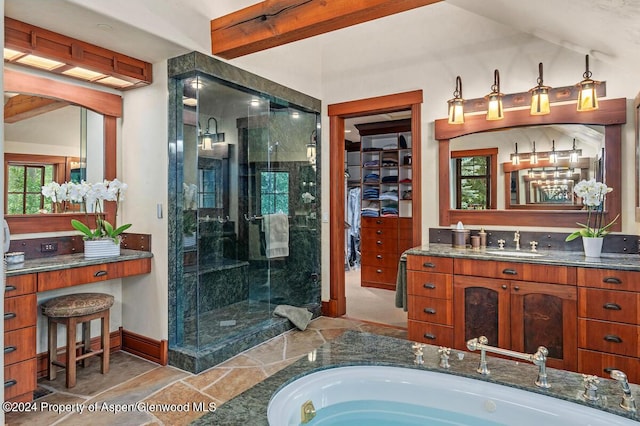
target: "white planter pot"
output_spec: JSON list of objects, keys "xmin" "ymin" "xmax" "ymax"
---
[
  {"xmin": 84, "ymin": 239, "xmax": 121, "ymax": 259},
  {"xmin": 582, "ymin": 236, "xmax": 603, "ymax": 258},
  {"xmin": 183, "ymin": 233, "xmax": 196, "ymax": 247}
]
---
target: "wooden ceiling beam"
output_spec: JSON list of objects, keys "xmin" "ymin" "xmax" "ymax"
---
[
  {"xmin": 211, "ymin": 0, "xmax": 442, "ymax": 59},
  {"xmin": 4, "ymin": 94, "xmax": 68, "ymax": 123}
]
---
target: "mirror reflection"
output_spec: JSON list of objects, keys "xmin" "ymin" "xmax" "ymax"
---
[
  {"xmin": 3, "ymin": 93, "xmax": 104, "ymax": 215},
  {"xmin": 451, "ymin": 124, "xmax": 604, "ymax": 210}
]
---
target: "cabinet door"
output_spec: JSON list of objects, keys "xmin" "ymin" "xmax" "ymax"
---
[
  {"xmin": 510, "ymin": 281, "xmax": 577, "ymax": 371},
  {"xmin": 453, "ymin": 275, "xmax": 510, "ymax": 351}
]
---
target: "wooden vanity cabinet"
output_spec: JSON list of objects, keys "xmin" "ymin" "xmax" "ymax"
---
[
  {"xmin": 4, "ymin": 274, "xmax": 37, "ymax": 402},
  {"xmin": 577, "ymin": 268, "xmax": 640, "ymax": 383},
  {"xmin": 406, "ymin": 255, "xmax": 454, "ymax": 347}
]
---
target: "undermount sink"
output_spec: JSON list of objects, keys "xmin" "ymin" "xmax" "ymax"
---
[{"xmin": 485, "ymin": 250, "xmax": 544, "ymax": 258}]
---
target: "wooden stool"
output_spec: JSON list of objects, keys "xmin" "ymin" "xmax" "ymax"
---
[{"xmin": 40, "ymin": 293, "xmax": 114, "ymax": 388}]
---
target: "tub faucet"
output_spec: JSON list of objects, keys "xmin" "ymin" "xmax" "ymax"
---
[
  {"xmin": 610, "ymin": 370, "xmax": 637, "ymax": 413},
  {"xmin": 467, "ymin": 336, "xmax": 550, "ymax": 388},
  {"xmin": 514, "ymin": 231, "xmax": 521, "ymax": 251}
]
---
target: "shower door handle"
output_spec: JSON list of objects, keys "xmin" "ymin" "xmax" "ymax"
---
[{"xmin": 309, "ymin": 272, "xmax": 319, "ymax": 282}]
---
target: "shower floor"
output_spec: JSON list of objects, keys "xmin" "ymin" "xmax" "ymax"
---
[{"xmin": 181, "ymin": 299, "xmax": 277, "ymax": 350}]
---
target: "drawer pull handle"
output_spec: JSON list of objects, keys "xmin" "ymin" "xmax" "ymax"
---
[
  {"xmin": 603, "ymin": 277, "xmax": 622, "ymax": 284},
  {"xmin": 502, "ymin": 268, "xmax": 518, "ymax": 276},
  {"xmin": 603, "ymin": 303, "xmax": 622, "ymax": 311},
  {"xmin": 423, "ymin": 308, "xmax": 436, "ymax": 315},
  {"xmin": 422, "ymin": 262, "xmax": 435, "ymax": 268},
  {"xmin": 5, "ymin": 285, "xmax": 16, "ymax": 292},
  {"xmin": 4, "ymin": 346, "xmax": 16, "ymax": 354},
  {"xmin": 423, "ymin": 283, "xmax": 436, "ymax": 289},
  {"xmin": 604, "ymin": 335, "xmax": 623, "ymax": 343},
  {"xmin": 376, "ymin": 241, "xmax": 382, "ymax": 245},
  {"xmin": 94, "ymin": 270, "xmax": 108, "ymax": 277},
  {"xmin": 376, "ymin": 230, "xmax": 382, "ymax": 235},
  {"xmin": 4, "ymin": 380, "xmax": 17, "ymax": 388},
  {"xmin": 501, "ymin": 284, "xmax": 508, "ymax": 290},
  {"xmin": 376, "ymin": 269, "xmax": 382, "ymax": 273},
  {"xmin": 424, "ymin": 333, "xmax": 436, "ymax": 340},
  {"xmin": 376, "ymin": 220, "xmax": 383, "ymax": 224},
  {"xmin": 376, "ymin": 254, "xmax": 383, "ymax": 259},
  {"xmin": 4, "ymin": 313, "xmax": 16, "ymax": 320}
]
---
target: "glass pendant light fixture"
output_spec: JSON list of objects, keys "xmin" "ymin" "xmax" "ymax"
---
[
  {"xmin": 511, "ymin": 142, "xmax": 520, "ymax": 165},
  {"xmin": 447, "ymin": 76, "xmax": 465, "ymax": 124},
  {"xmin": 576, "ymin": 54, "xmax": 600, "ymax": 112},
  {"xmin": 199, "ymin": 117, "xmax": 225, "ymax": 150},
  {"xmin": 529, "ymin": 62, "xmax": 551, "ymax": 115},
  {"xmin": 485, "ymin": 69, "xmax": 504, "ymax": 120},
  {"xmin": 569, "ymin": 138, "xmax": 579, "ymax": 163}
]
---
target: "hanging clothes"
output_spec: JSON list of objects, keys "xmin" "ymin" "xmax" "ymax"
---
[{"xmin": 347, "ymin": 187, "xmax": 361, "ymax": 265}]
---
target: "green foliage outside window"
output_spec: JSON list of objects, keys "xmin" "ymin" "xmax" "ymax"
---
[
  {"xmin": 7, "ymin": 164, "xmax": 54, "ymax": 214},
  {"xmin": 260, "ymin": 171, "xmax": 289, "ymax": 215},
  {"xmin": 457, "ymin": 156, "xmax": 489, "ymax": 210}
]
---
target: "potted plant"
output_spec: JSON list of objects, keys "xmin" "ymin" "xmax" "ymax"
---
[
  {"xmin": 42, "ymin": 179, "xmax": 131, "ymax": 258},
  {"xmin": 183, "ymin": 210, "xmax": 197, "ymax": 247}
]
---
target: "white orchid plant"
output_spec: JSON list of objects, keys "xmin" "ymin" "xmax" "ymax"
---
[
  {"xmin": 301, "ymin": 192, "xmax": 315, "ymax": 204},
  {"xmin": 41, "ymin": 179, "xmax": 131, "ymax": 242},
  {"xmin": 565, "ymin": 179, "xmax": 618, "ymax": 241}
]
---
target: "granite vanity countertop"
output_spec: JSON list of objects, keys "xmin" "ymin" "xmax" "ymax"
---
[
  {"xmin": 4, "ymin": 249, "xmax": 153, "ymax": 276},
  {"xmin": 192, "ymin": 330, "xmax": 639, "ymax": 425},
  {"xmin": 404, "ymin": 243, "xmax": 640, "ymax": 271}
]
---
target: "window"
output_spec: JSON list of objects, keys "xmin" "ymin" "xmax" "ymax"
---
[
  {"xmin": 7, "ymin": 163, "xmax": 54, "ymax": 214},
  {"xmin": 260, "ymin": 171, "xmax": 289, "ymax": 215},
  {"xmin": 452, "ymin": 148, "xmax": 497, "ymax": 210},
  {"xmin": 199, "ymin": 168, "xmax": 218, "ymax": 208}
]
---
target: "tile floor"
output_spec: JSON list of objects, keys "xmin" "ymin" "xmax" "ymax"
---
[{"xmin": 5, "ymin": 317, "xmax": 407, "ymax": 426}]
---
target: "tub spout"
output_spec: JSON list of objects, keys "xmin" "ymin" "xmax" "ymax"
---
[
  {"xmin": 466, "ymin": 336, "xmax": 550, "ymax": 388},
  {"xmin": 610, "ymin": 370, "xmax": 637, "ymax": 413},
  {"xmin": 301, "ymin": 400, "xmax": 316, "ymax": 424}
]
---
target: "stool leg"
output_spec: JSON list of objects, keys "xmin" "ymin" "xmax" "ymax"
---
[
  {"xmin": 81, "ymin": 320, "xmax": 91, "ymax": 368},
  {"xmin": 66, "ymin": 317, "xmax": 78, "ymax": 388},
  {"xmin": 101, "ymin": 310, "xmax": 110, "ymax": 374},
  {"xmin": 48, "ymin": 318, "xmax": 57, "ymax": 381}
]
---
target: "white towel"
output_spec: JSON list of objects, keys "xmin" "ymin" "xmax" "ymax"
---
[{"xmin": 262, "ymin": 213, "xmax": 289, "ymax": 259}]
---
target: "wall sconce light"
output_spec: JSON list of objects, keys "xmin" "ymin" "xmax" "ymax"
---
[
  {"xmin": 307, "ymin": 130, "xmax": 317, "ymax": 164},
  {"xmin": 511, "ymin": 142, "xmax": 520, "ymax": 165},
  {"xmin": 577, "ymin": 54, "xmax": 600, "ymax": 112},
  {"xmin": 447, "ymin": 76, "xmax": 465, "ymax": 124},
  {"xmin": 549, "ymin": 140, "xmax": 558, "ymax": 163},
  {"xmin": 485, "ymin": 70, "xmax": 504, "ymax": 120},
  {"xmin": 529, "ymin": 62, "xmax": 551, "ymax": 115},
  {"xmin": 199, "ymin": 117, "xmax": 225, "ymax": 150},
  {"xmin": 529, "ymin": 141, "xmax": 538, "ymax": 164}
]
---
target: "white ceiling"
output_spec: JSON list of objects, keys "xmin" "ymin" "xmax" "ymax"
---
[{"xmin": 5, "ymin": 0, "xmax": 640, "ymax": 139}]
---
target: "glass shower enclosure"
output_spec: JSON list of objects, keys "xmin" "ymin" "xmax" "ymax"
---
[{"xmin": 168, "ymin": 52, "xmax": 321, "ymax": 373}]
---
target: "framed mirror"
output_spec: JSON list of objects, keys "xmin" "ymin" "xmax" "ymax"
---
[
  {"xmin": 4, "ymin": 68, "xmax": 122, "ymax": 234},
  {"xmin": 435, "ymin": 98, "xmax": 626, "ymax": 229},
  {"xmin": 635, "ymin": 91, "xmax": 640, "ymax": 222}
]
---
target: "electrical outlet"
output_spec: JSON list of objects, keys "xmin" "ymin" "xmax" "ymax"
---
[{"xmin": 41, "ymin": 242, "xmax": 58, "ymax": 252}]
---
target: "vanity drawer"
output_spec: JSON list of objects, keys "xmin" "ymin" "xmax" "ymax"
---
[
  {"xmin": 5, "ymin": 274, "xmax": 36, "ymax": 297},
  {"xmin": 578, "ymin": 349, "xmax": 639, "ymax": 384},
  {"xmin": 361, "ymin": 250, "xmax": 399, "ymax": 269},
  {"xmin": 408, "ymin": 320, "xmax": 453, "ymax": 347},
  {"xmin": 409, "ymin": 296, "xmax": 452, "ymax": 325},
  {"xmin": 361, "ymin": 232, "xmax": 397, "ymax": 254},
  {"xmin": 407, "ymin": 271, "xmax": 452, "ymax": 299},
  {"xmin": 578, "ymin": 318, "xmax": 638, "ymax": 357},
  {"xmin": 406, "ymin": 255, "xmax": 453, "ymax": 274},
  {"xmin": 577, "ymin": 268, "xmax": 639, "ymax": 291},
  {"xmin": 578, "ymin": 288, "xmax": 639, "ymax": 325},
  {"xmin": 4, "ymin": 358, "xmax": 36, "ymax": 401},
  {"xmin": 37, "ymin": 258, "xmax": 151, "ymax": 292},
  {"xmin": 4, "ymin": 294, "xmax": 37, "ymax": 332},
  {"xmin": 454, "ymin": 258, "xmax": 575, "ymax": 285},
  {"xmin": 4, "ymin": 327, "xmax": 36, "ymax": 366}
]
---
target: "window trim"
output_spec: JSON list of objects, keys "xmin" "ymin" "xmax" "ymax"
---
[
  {"xmin": 259, "ymin": 169, "xmax": 290, "ymax": 215},
  {"xmin": 451, "ymin": 148, "xmax": 498, "ymax": 210}
]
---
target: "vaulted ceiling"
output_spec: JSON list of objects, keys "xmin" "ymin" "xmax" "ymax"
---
[{"xmin": 4, "ymin": 0, "xmax": 640, "ymax": 83}]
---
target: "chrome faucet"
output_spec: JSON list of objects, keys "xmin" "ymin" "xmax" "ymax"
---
[
  {"xmin": 514, "ymin": 231, "xmax": 521, "ymax": 251},
  {"xmin": 467, "ymin": 336, "xmax": 550, "ymax": 388},
  {"xmin": 582, "ymin": 374, "xmax": 601, "ymax": 401},
  {"xmin": 610, "ymin": 370, "xmax": 637, "ymax": 413}
]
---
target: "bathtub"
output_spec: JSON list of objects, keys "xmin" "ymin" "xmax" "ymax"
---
[{"xmin": 267, "ymin": 365, "xmax": 636, "ymax": 425}]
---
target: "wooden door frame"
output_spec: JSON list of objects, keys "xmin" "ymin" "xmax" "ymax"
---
[{"xmin": 325, "ymin": 90, "xmax": 423, "ymax": 317}]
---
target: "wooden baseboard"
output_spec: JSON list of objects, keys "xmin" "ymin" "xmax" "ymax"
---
[
  {"xmin": 121, "ymin": 328, "xmax": 168, "ymax": 366},
  {"xmin": 361, "ymin": 281, "xmax": 396, "ymax": 291},
  {"xmin": 36, "ymin": 329, "xmax": 122, "ymax": 379}
]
